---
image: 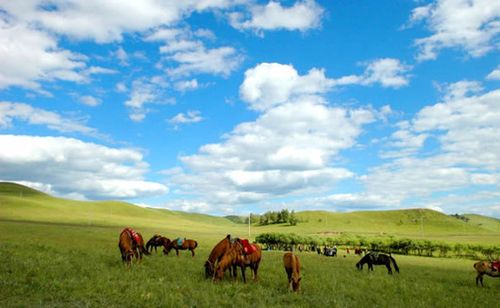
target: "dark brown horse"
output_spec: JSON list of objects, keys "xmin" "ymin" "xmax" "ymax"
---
[
  {"xmin": 118, "ymin": 228, "xmax": 149, "ymax": 266},
  {"xmin": 146, "ymin": 235, "xmax": 171, "ymax": 253},
  {"xmin": 284, "ymin": 252, "xmax": 301, "ymax": 292},
  {"xmin": 164, "ymin": 238, "xmax": 198, "ymax": 257},
  {"xmin": 356, "ymin": 252, "xmax": 399, "ymax": 274},
  {"xmin": 204, "ymin": 234, "xmax": 232, "ymax": 278},
  {"xmin": 213, "ymin": 239, "xmax": 262, "ymax": 283},
  {"xmin": 474, "ymin": 261, "xmax": 500, "ymax": 286}
]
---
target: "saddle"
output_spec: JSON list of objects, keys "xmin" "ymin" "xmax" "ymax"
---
[
  {"xmin": 240, "ymin": 239, "xmax": 256, "ymax": 255},
  {"xmin": 176, "ymin": 238, "xmax": 184, "ymax": 246},
  {"xmin": 124, "ymin": 228, "xmax": 141, "ymax": 244},
  {"xmin": 491, "ymin": 261, "xmax": 500, "ymax": 271}
]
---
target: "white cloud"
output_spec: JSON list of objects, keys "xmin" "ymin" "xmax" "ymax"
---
[
  {"xmin": 360, "ymin": 58, "xmax": 411, "ymax": 88},
  {"xmin": 358, "ymin": 84, "xmax": 500, "ymax": 215},
  {"xmin": 0, "ymin": 101, "xmax": 98, "ymax": 136},
  {"xmin": 124, "ymin": 77, "xmax": 173, "ymax": 122},
  {"xmin": 168, "ymin": 73, "xmax": 375, "ymax": 210},
  {"xmin": 240, "ymin": 63, "xmax": 333, "ymax": 111},
  {"xmin": 168, "ymin": 110, "xmax": 203, "ymax": 128},
  {"xmin": 79, "ymin": 95, "xmax": 101, "ymax": 107},
  {"xmin": 1, "ymin": 1, "xmax": 207, "ymax": 43},
  {"xmin": 174, "ymin": 79, "xmax": 199, "ymax": 92},
  {"xmin": 409, "ymin": 0, "xmax": 500, "ymax": 61},
  {"xmin": 0, "ymin": 135, "xmax": 168, "ymax": 199},
  {"xmin": 0, "ymin": 20, "xmax": 87, "ymax": 90},
  {"xmin": 230, "ymin": 0, "xmax": 324, "ymax": 34},
  {"xmin": 165, "ymin": 46, "xmax": 243, "ymax": 77},
  {"xmin": 486, "ymin": 66, "xmax": 500, "ymax": 80},
  {"xmin": 240, "ymin": 60, "xmax": 410, "ymax": 111}
]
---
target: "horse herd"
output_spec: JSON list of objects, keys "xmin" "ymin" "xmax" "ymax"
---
[{"xmin": 118, "ymin": 228, "xmax": 499, "ymax": 289}]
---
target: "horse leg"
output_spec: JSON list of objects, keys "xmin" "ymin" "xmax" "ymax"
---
[
  {"xmin": 252, "ymin": 263, "xmax": 259, "ymax": 281},
  {"xmin": 386, "ymin": 263, "xmax": 392, "ymax": 275},
  {"xmin": 191, "ymin": 248, "xmax": 195, "ymax": 257},
  {"xmin": 241, "ymin": 266, "xmax": 247, "ymax": 283},
  {"xmin": 476, "ymin": 273, "xmax": 483, "ymax": 287},
  {"xmin": 176, "ymin": 248, "xmax": 179, "ymax": 257}
]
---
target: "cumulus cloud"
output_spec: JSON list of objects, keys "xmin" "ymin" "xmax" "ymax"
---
[
  {"xmin": 0, "ymin": 101, "xmax": 98, "ymax": 136},
  {"xmin": 165, "ymin": 63, "xmax": 376, "ymax": 211},
  {"xmin": 240, "ymin": 60, "xmax": 410, "ymax": 111},
  {"xmin": 240, "ymin": 63, "xmax": 334, "ymax": 111},
  {"xmin": 358, "ymin": 83, "xmax": 500, "ymax": 214},
  {"xmin": 229, "ymin": 0, "xmax": 324, "ymax": 34},
  {"xmin": 409, "ymin": 0, "xmax": 500, "ymax": 61},
  {"xmin": 0, "ymin": 135, "xmax": 168, "ymax": 199},
  {"xmin": 0, "ymin": 20, "xmax": 87, "ymax": 90}
]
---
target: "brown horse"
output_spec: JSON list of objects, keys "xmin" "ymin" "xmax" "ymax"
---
[
  {"xmin": 164, "ymin": 238, "xmax": 198, "ymax": 256},
  {"xmin": 118, "ymin": 228, "xmax": 149, "ymax": 266},
  {"xmin": 146, "ymin": 235, "xmax": 171, "ymax": 253},
  {"xmin": 213, "ymin": 239, "xmax": 262, "ymax": 283},
  {"xmin": 283, "ymin": 252, "xmax": 301, "ymax": 292},
  {"xmin": 204, "ymin": 234, "xmax": 232, "ymax": 278},
  {"xmin": 474, "ymin": 261, "xmax": 500, "ymax": 286}
]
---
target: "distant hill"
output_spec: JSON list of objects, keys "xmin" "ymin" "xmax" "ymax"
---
[{"xmin": 1, "ymin": 182, "xmax": 498, "ymax": 244}]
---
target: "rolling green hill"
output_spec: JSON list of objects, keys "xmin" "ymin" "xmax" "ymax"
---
[{"xmin": 1, "ymin": 182, "xmax": 498, "ymax": 244}]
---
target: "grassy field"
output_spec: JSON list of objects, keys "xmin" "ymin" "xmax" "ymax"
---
[
  {"xmin": 0, "ymin": 220, "xmax": 497, "ymax": 307},
  {"xmin": 1, "ymin": 182, "xmax": 499, "ymax": 307}
]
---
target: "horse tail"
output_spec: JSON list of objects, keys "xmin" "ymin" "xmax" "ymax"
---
[
  {"xmin": 194, "ymin": 240, "xmax": 198, "ymax": 249},
  {"xmin": 390, "ymin": 256, "xmax": 399, "ymax": 273}
]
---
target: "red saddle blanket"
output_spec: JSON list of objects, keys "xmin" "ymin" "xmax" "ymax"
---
[
  {"xmin": 240, "ymin": 239, "xmax": 256, "ymax": 255},
  {"xmin": 492, "ymin": 261, "xmax": 500, "ymax": 271},
  {"xmin": 124, "ymin": 228, "xmax": 141, "ymax": 244}
]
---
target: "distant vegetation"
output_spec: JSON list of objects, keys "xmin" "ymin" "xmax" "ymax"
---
[
  {"xmin": 256, "ymin": 232, "xmax": 500, "ymax": 260},
  {"xmin": 225, "ymin": 209, "xmax": 299, "ymax": 226},
  {"xmin": 450, "ymin": 213, "xmax": 470, "ymax": 222}
]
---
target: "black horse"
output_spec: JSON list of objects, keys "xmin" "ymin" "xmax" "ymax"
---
[{"xmin": 356, "ymin": 252, "xmax": 399, "ymax": 274}]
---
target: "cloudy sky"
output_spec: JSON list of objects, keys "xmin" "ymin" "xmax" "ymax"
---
[{"xmin": 1, "ymin": 0, "xmax": 499, "ymax": 217}]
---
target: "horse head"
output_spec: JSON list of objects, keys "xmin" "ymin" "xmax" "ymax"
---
[
  {"xmin": 291, "ymin": 273, "xmax": 301, "ymax": 292},
  {"xmin": 205, "ymin": 260, "xmax": 214, "ymax": 278}
]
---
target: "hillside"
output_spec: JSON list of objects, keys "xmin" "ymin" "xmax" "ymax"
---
[
  {"xmin": 1, "ymin": 182, "xmax": 498, "ymax": 244},
  {"xmin": 0, "ymin": 182, "xmax": 241, "ymax": 237}
]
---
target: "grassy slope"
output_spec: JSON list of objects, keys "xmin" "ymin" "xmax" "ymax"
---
[{"xmin": 1, "ymin": 182, "xmax": 499, "ymax": 244}]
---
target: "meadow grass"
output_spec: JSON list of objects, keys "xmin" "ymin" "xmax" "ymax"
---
[{"xmin": 0, "ymin": 220, "xmax": 498, "ymax": 308}]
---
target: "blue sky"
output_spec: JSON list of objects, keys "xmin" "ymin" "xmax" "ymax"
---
[{"xmin": 1, "ymin": 0, "xmax": 499, "ymax": 217}]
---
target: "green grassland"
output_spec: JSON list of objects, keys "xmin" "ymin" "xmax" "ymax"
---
[{"xmin": 1, "ymin": 182, "xmax": 499, "ymax": 307}]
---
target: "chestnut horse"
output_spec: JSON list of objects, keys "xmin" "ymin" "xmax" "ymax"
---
[
  {"xmin": 118, "ymin": 228, "xmax": 149, "ymax": 266},
  {"xmin": 146, "ymin": 235, "xmax": 171, "ymax": 253},
  {"xmin": 474, "ymin": 261, "xmax": 500, "ymax": 286},
  {"xmin": 204, "ymin": 234, "xmax": 232, "ymax": 278},
  {"xmin": 164, "ymin": 238, "xmax": 198, "ymax": 256},
  {"xmin": 213, "ymin": 239, "xmax": 262, "ymax": 283},
  {"xmin": 283, "ymin": 252, "xmax": 301, "ymax": 292}
]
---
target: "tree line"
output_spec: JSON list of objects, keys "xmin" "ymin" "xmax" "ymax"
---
[
  {"xmin": 255, "ymin": 232, "xmax": 500, "ymax": 260},
  {"xmin": 226, "ymin": 209, "xmax": 299, "ymax": 226}
]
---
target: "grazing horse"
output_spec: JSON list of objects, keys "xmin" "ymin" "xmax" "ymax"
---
[
  {"xmin": 213, "ymin": 239, "xmax": 262, "ymax": 283},
  {"xmin": 474, "ymin": 261, "xmax": 500, "ymax": 286},
  {"xmin": 146, "ymin": 235, "xmax": 171, "ymax": 253},
  {"xmin": 283, "ymin": 252, "xmax": 301, "ymax": 292},
  {"xmin": 204, "ymin": 234, "xmax": 232, "ymax": 278},
  {"xmin": 118, "ymin": 228, "xmax": 149, "ymax": 266},
  {"xmin": 356, "ymin": 252, "xmax": 399, "ymax": 274},
  {"xmin": 164, "ymin": 238, "xmax": 198, "ymax": 257}
]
